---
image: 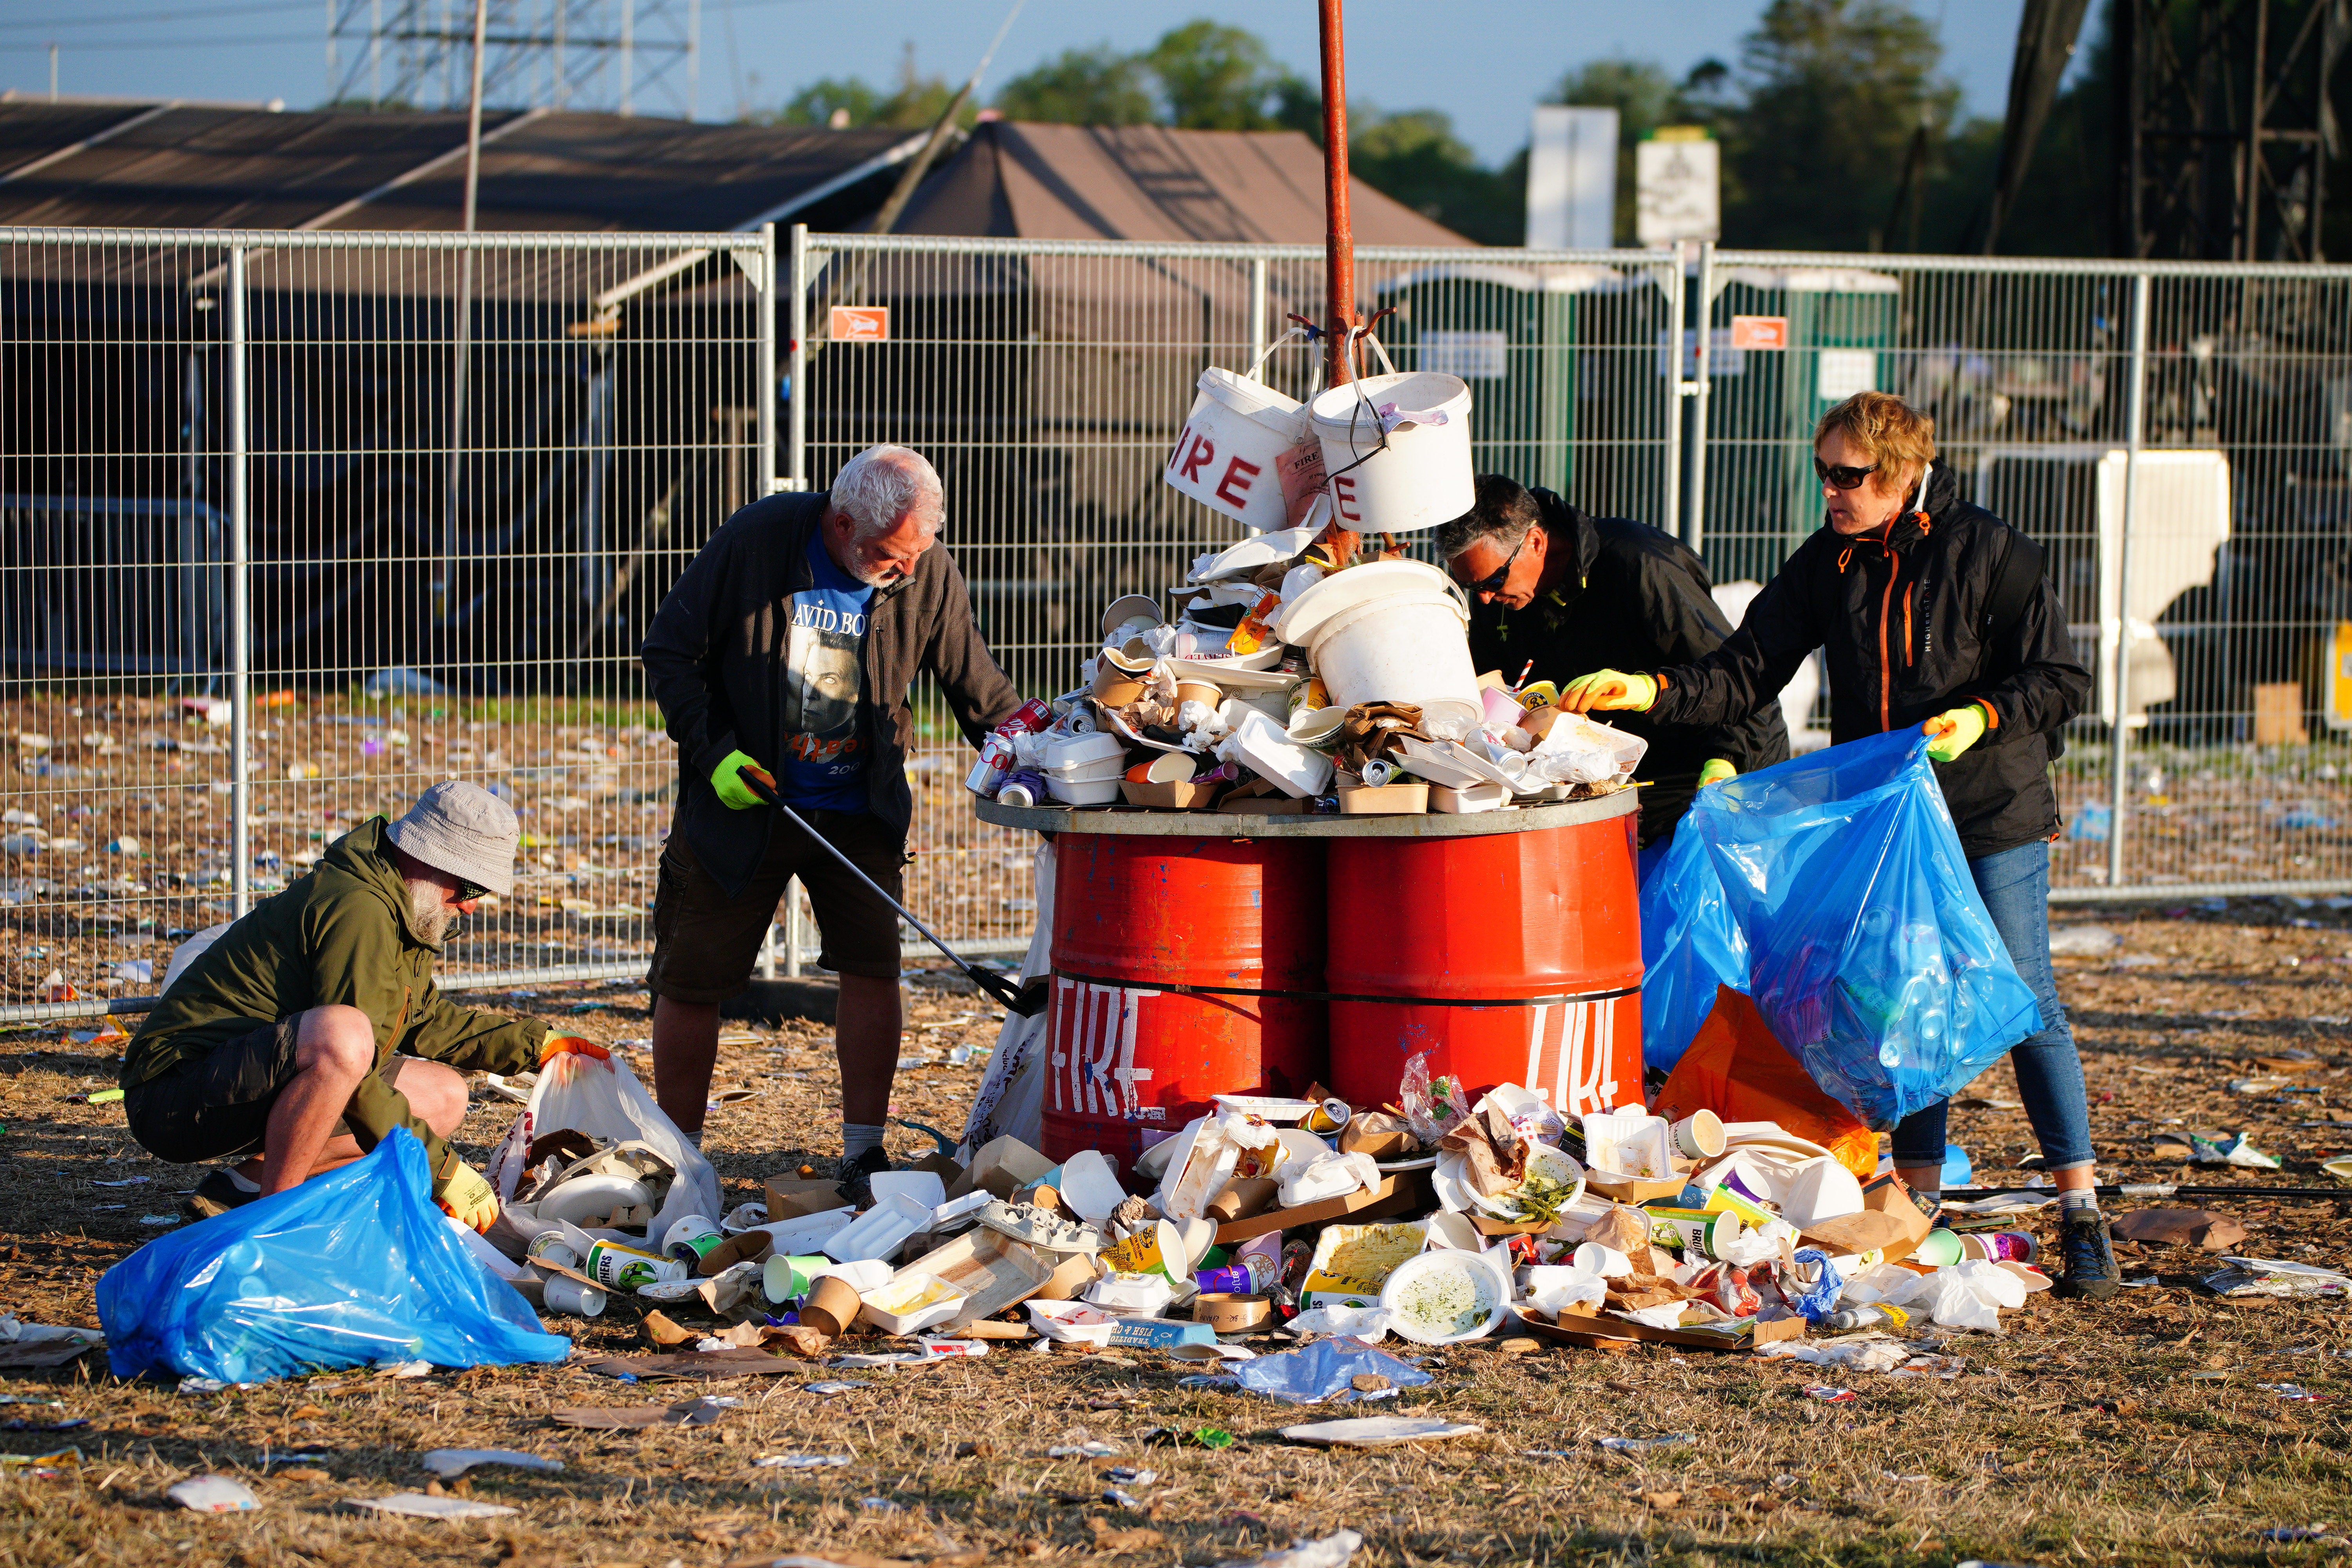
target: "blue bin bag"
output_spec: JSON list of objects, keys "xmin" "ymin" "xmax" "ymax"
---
[
  {"xmin": 1659, "ymin": 730, "xmax": 2042, "ymax": 1130},
  {"xmin": 99, "ymin": 1128, "xmax": 569, "ymax": 1384},
  {"xmin": 1638, "ymin": 822, "xmax": 1747, "ymax": 1074}
]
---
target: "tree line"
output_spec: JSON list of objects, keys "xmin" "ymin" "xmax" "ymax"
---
[{"xmin": 772, "ymin": 0, "xmax": 2352, "ymax": 258}]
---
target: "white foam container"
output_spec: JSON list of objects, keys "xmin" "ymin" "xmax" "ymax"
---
[
  {"xmin": 1309, "ymin": 370, "xmax": 1474, "ymax": 534},
  {"xmin": 820, "ymin": 1192, "xmax": 933, "ymax": 1263},
  {"xmin": 1044, "ymin": 775, "xmax": 1122, "ymax": 806}
]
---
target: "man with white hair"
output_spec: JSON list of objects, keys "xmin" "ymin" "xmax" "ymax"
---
[
  {"xmin": 121, "ymin": 781, "xmax": 599, "ymax": 1229},
  {"xmin": 641, "ymin": 443, "xmax": 1020, "ymax": 1199}
]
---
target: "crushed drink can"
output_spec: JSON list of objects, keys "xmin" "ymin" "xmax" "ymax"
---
[
  {"xmin": 966, "ymin": 733, "xmax": 1016, "ymax": 796},
  {"xmin": 996, "ymin": 699, "xmax": 1053, "ymax": 737}
]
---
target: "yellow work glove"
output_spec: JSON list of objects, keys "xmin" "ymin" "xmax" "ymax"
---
[
  {"xmin": 711, "ymin": 749, "xmax": 776, "ymax": 810},
  {"xmin": 1558, "ymin": 670, "xmax": 1659, "ymax": 713},
  {"xmin": 1923, "ymin": 703, "xmax": 1989, "ymax": 763},
  {"xmin": 1697, "ymin": 758, "xmax": 1737, "ymax": 787},
  {"xmin": 433, "ymin": 1152, "xmax": 501, "ymax": 1234},
  {"xmin": 538, "ymin": 1033, "xmax": 610, "ymax": 1068}
]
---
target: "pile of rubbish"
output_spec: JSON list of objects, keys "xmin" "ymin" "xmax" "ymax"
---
[
  {"xmin": 532, "ymin": 1053, "xmax": 2046, "ymax": 1368},
  {"xmin": 965, "ymin": 339, "xmax": 1647, "ymax": 817}
]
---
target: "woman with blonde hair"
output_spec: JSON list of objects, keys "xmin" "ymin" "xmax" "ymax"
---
[{"xmin": 1561, "ymin": 390, "xmax": 2113, "ymax": 1297}]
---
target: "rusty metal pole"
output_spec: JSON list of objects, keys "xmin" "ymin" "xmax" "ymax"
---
[{"xmin": 1318, "ymin": 0, "xmax": 1353, "ymax": 385}]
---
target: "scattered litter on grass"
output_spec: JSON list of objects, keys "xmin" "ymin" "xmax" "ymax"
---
[
  {"xmin": 755, "ymin": 1454, "xmax": 853, "ymax": 1469},
  {"xmin": 1214, "ymin": 1527, "xmax": 1364, "ymax": 1568},
  {"xmin": 1279, "ymin": 1417, "xmax": 1483, "ymax": 1447},
  {"xmin": 802, "ymin": 1381, "xmax": 871, "ymax": 1395},
  {"xmin": 167, "ymin": 1475, "xmax": 259, "ymax": 1512},
  {"xmin": 2259, "ymin": 1383, "xmax": 2323, "ymax": 1401},
  {"xmin": 347, "ymin": 1493, "xmax": 518, "ymax": 1520},
  {"xmin": 1598, "ymin": 1434, "xmax": 1692, "ymax": 1453},
  {"xmin": 2203, "ymin": 1258, "xmax": 2352, "ymax": 1299},
  {"xmin": 1803, "ymin": 1384, "xmax": 1857, "ymax": 1401},
  {"xmin": 419, "ymin": 1448, "xmax": 562, "ymax": 1479}
]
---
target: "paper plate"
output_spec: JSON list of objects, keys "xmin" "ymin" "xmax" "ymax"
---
[
  {"xmin": 1374, "ymin": 1155, "xmax": 1438, "ymax": 1173},
  {"xmin": 1164, "ymin": 659, "xmax": 1299, "ymax": 691},
  {"xmin": 1278, "ymin": 1417, "xmax": 1484, "ymax": 1447},
  {"xmin": 1378, "ymin": 1249, "xmax": 1511, "ymax": 1345}
]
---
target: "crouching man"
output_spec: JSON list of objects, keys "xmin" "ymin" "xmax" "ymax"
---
[{"xmin": 120, "ymin": 781, "xmax": 597, "ymax": 1229}]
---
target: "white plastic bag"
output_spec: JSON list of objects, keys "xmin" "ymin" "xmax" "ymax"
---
[
  {"xmin": 958, "ymin": 842, "xmax": 1055, "ymax": 1157},
  {"xmin": 484, "ymin": 1051, "xmax": 719, "ymax": 1254}
]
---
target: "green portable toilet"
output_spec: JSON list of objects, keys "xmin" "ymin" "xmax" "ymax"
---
[
  {"xmin": 1702, "ymin": 264, "xmax": 1900, "ymax": 584},
  {"xmin": 1374, "ymin": 261, "xmax": 1641, "ymax": 509}
]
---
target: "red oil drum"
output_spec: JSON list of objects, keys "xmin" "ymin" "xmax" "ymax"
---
[
  {"xmin": 1042, "ymin": 833, "xmax": 1328, "ymax": 1177},
  {"xmin": 1323, "ymin": 797, "xmax": 1643, "ymax": 1122}
]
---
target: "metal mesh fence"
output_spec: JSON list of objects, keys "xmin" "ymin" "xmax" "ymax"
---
[
  {"xmin": 1700, "ymin": 249, "xmax": 2352, "ymax": 900},
  {"xmin": 2, "ymin": 226, "xmax": 772, "ymax": 1022},
  {"xmin": 11, "ymin": 224, "xmax": 2352, "ymax": 1020}
]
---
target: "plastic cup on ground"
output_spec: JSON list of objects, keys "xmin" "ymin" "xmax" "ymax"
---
[
  {"xmin": 543, "ymin": 1275, "xmax": 606, "ymax": 1317},
  {"xmin": 1913, "ymin": 1228, "xmax": 1965, "ymax": 1268},
  {"xmin": 1571, "ymin": 1242, "xmax": 1632, "ymax": 1278}
]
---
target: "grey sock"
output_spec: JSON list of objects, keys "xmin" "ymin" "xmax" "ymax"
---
[
  {"xmin": 843, "ymin": 1122, "xmax": 887, "ymax": 1160},
  {"xmin": 684, "ymin": 1127, "xmax": 704, "ymax": 1152},
  {"xmin": 2060, "ymin": 1188, "xmax": 2100, "ymax": 1214},
  {"xmin": 224, "ymin": 1167, "xmax": 260, "ymax": 1194}
]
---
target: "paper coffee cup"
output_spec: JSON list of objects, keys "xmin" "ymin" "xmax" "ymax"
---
[
  {"xmin": 1571, "ymin": 1241, "xmax": 1632, "ymax": 1278},
  {"xmin": 1913, "ymin": 1228, "xmax": 1964, "ymax": 1268},
  {"xmin": 543, "ymin": 1275, "xmax": 607, "ymax": 1317},
  {"xmin": 761, "ymin": 1252, "xmax": 828, "ymax": 1304},
  {"xmin": 1669, "ymin": 1110, "xmax": 1726, "ymax": 1160},
  {"xmin": 663, "ymin": 1214, "xmax": 726, "ymax": 1264},
  {"xmin": 801, "ymin": 1273, "xmax": 864, "ymax": 1336},
  {"xmin": 1101, "ymin": 1219, "xmax": 1183, "ymax": 1283},
  {"xmin": 526, "ymin": 1232, "xmax": 581, "ymax": 1271},
  {"xmin": 586, "ymin": 1241, "xmax": 684, "ymax": 1291}
]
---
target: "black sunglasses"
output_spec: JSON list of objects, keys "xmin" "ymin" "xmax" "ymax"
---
[
  {"xmin": 1454, "ymin": 532, "xmax": 1528, "ymax": 595},
  {"xmin": 455, "ymin": 879, "xmax": 491, "ymax": 903},
  {"xmin": 1813, "ymin": 457, "xmax": 1880, "ymax": 491}
]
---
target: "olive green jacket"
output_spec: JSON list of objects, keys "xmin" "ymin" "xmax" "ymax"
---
[{"xmin": 121, "ymin": 817, "xmax": 546, "ymax": 1173}]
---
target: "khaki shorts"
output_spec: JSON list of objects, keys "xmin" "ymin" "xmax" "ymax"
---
[{"xmin": 647, "ymin": 811, "xmax": 906, "ymax": 998}]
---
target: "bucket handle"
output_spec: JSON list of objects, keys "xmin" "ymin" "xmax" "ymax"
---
[{"xmin": 1325, "ymin": 321, "xmax": 1405, "ymax": 482}]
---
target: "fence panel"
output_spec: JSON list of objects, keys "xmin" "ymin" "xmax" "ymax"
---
[
  {"xmin": 2, "ymin": 227, "xmax": 769, "ymax": 1020},
  {"xmin": 15, "ymin": 225, "xmax": 2352, "ymax": 1020}
]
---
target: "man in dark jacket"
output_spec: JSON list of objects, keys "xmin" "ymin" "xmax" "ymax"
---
[
  {"xmin": 1439, "ymin": 475, "xmax": 1789, "ymax": 846},
  {"xmin": 1559, "ymin": 390, "xmax": 2116, "ymax": 1298},
  {"xmin": 641, "ymin": 443, "xmax": 1021, "ymax": 1198},
  {"xmin": 121, "ymin": 782, "xmax": 586, "ymax": 1229}
]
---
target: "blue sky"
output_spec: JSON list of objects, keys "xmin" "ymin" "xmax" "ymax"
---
[{"xmin": 4, "ymin": 0, "xmax": 2032, "ymax": 167}]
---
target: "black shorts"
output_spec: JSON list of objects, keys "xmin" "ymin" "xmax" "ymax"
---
[
  {"xmin": 123, "ymin": 1018, "xmax": 402, "ymax": 1165},
  {"xmin": 646, "ymin": 812, "xmax": 906, "ymax": 998}
]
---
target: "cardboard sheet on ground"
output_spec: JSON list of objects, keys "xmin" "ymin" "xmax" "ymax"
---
[
  {"xmin": 579, "ymin": 1348, "xmax": 812, "ymax": 1380},
  {"xmin": 2112, "ymin": 1209, "xmax": 2249, "ymax": 1252}
]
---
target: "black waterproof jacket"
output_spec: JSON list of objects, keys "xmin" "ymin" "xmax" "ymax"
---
[
  {"xmin": 1648, "ymin": 464, "xmax": 2090, "ymax": 859},
  {"xmin": 641, "ymin": 491, "xmax": 1022, "ymax": 897},
  {"xmin": 1466, "ymin": 491, "xmax": 1789, "ymax": 845}
]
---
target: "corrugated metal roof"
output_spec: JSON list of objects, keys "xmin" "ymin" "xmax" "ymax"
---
[{"xmin": 0, "ymin": 102, "xmax": 916, "ymax": 233}]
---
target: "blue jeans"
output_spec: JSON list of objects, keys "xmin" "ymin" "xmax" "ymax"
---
[{"xmin": 1891, "ymin": 839, "xmax": 2095, "ymax": 1175}]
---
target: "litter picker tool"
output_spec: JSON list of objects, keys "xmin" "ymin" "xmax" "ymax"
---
[{"xmin": 740, "ymin": 771, "xmax": 1049, "ymax": 1018}]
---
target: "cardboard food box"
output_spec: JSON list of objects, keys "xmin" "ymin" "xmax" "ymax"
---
[
  {"xmin": 1120, "ymin": 779, "xmax": 1220, "ymax": 809},
  {"xmin": 1297, "ymin": 1219, "xmax": 1430, "ymax": 1309},
  {"xmin": 764, "ymin": 1176, "xmax": 848, "ymax": 1220},
  {"xmin": 1337, "ymin": 782, "xmax": 1429, "ymax": 814},
  {"xmin": 891, "ymin": 1226, "xmax": 1056, "ymax": 1327},
  {"xmin": 947, "ymin": 1135, "xmax": 1056, "ymax": 1202}
]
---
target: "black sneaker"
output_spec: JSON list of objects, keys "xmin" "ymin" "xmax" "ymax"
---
[
  {"xmin": 2053, "ymin": 1206, "xmax": 2120, "ymax": 1300},
  {"xmin": 181, "ymin": 1169, "xmax": 260, "ymax": 1221},
  {"xmin": 835, "ymin": 1146, "xmax": 892, "ymax": 1207}
]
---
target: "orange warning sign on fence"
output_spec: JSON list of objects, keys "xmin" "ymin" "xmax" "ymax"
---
[
  {"xmin": 829, "ymin": 305, "xmax": 889, "ymax": 342},
  {"xmin": 1728, "ymin": 315, "xmax": 1788, "ymax": 350}
]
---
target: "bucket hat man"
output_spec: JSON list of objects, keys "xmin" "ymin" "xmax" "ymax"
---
[
  {"xmin": 640, "ymin": 444, "xmax": 1021, "ymax": 1200},
  {"xmin": 121, "ymin": 780, "xmax": 598, "ymax": 1230}
]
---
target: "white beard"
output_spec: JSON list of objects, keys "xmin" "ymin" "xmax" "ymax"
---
[{"xmin": 406, "ymin": 880, "xmax": 456, "ymax": 946}]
